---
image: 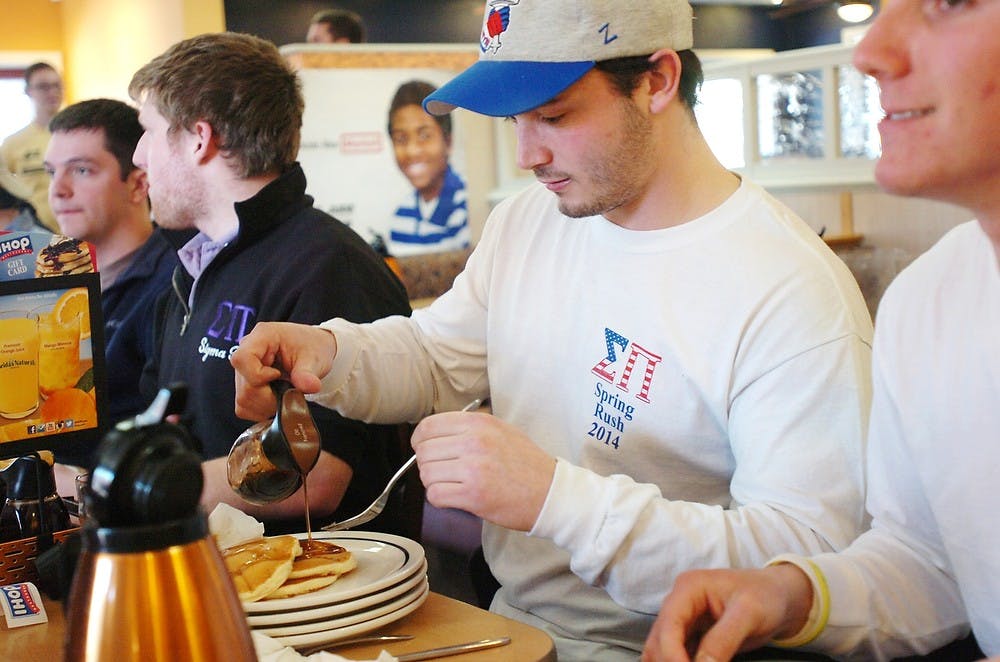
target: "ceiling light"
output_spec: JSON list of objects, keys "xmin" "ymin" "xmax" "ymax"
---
[{"xmin": 837, "ymin": 0, "xmax": 874, "ymax": 23}]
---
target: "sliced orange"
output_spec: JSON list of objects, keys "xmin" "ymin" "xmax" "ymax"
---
[
  {"xmin": 39, "ymin": 388, "xmax": 97, "ymax": 427},
  {"xmin": 53, "ymin": 287, "xmax": 91, "ymax": 339}
]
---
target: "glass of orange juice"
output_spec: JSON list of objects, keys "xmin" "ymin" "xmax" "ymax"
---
[
  {"xmin": 0, "ymin": 310, "xmax": 40, "ymax": 419},
  {"xmin": 37, "ymin": 310, "xmax": 82, "ymax": 398}
]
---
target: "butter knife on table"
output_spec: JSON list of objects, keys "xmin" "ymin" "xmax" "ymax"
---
[
  {"xmin": 299, "ymin": 635, "xmax": 509, "ymax": 659},
  {"xmin": 394, "ymin": 637, "xmax": 510, "ymax": 661}
]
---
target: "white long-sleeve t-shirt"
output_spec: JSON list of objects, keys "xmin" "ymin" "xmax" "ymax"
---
[
  {"xmin": 315, "ymin": 179, "xmax": 873, "ymax": 660},
  {"xmin": 795, "ymin": 220, "xmax": 1000, "ymax": 660}
]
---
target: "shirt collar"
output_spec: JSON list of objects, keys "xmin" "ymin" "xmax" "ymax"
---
[{"xmin": 178, "ymin": 228, "xmax": 238, "ymax": 280}]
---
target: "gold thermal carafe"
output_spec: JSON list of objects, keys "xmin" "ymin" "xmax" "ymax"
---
[{"xmin": 64, "ymin": 386, "xmax": 255, "ymax": 661}]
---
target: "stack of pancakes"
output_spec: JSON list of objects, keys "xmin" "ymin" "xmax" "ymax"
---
[
  {"xmin": 222, "ymin": 535, "xmax": 357, "ymax": 602},
  {"xmin": 35, "ymin": 236, "xmax": 95, "ymax": 277}
]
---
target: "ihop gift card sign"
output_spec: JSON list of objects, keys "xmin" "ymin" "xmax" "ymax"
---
[
  {"xmin": 1, "ymin": 230, "xmax": 96, "ymax": 283},
  {"xmin": 1, "ymin": 581, "xmax": 48, "ymax": 628}
]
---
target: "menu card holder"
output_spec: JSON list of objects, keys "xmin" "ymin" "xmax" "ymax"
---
[{"xmin": 0, "ymin": 272, "xmax": 108, "ymax": 460}]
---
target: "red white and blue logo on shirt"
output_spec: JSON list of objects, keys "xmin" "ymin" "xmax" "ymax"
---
[
  {"xmin": 592, "ymin": 327, "xmax": 661, "ymax": 404},
  {"xmin": 587, "ymin": 327, "xmax": 661, "ymax": 451}
]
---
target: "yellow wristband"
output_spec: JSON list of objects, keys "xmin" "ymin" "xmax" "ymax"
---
[{"xmin": 766, "ymin": 554, "xmax": 831, "ymax": 648}]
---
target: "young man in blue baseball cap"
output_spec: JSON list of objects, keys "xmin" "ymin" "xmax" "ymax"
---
[{"xmin": 232, "ymin": 1, "xmax": 874, "ymax": 658}]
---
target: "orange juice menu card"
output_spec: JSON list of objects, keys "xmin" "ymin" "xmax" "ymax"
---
[{"xmin": 0, "ymin": 231, "xmax": 99, "ymax": 446}]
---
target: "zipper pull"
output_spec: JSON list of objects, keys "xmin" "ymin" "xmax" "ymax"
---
[{"xmin": 171, "ymin": 266, "xmax": 192, "ymax": 337}]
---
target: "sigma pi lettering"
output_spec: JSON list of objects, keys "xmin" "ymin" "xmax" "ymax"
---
[
  {"xmin": 586, "ymin": 328, "xmax": 659, "ymax": 450},
  {"xmin": 591, "ymin": 327, "xmax": 662, "ymax": 404},
  {"xmin": 207, "ymin": 300, "xmax": 256, "ymax": 343},
  {"xmin": 197, "ymin": 300, "xmax": 258, "ymax": 363}
]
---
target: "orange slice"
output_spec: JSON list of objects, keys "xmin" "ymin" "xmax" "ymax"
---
[
  {"xmin": 39, "ymin": 388, "xmax": 97, "ymax": 427},
  {"xmin": 53, "ymin": 287, "xmax": 91, "ymax": 339}
]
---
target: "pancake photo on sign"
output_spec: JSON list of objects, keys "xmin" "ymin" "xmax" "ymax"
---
[{"xmin": 35, "ymin": 236, "xmax": 94, "ymax": 276}]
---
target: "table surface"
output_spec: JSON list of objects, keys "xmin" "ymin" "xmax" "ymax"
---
[{"xmin": 2, "ymin": 589, "xmax": 555, "ymax": 661}]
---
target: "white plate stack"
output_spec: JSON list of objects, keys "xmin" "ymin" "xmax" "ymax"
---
[{"xmin": 243, "ymin": 531, "xmax": 428, "ymax": 650}]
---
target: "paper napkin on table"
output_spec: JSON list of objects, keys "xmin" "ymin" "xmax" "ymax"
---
[
  {"xmin": 208, "ymin": 502, "xmax": 266, "ymax": 549},
  {"xmin": 253, "ymin": 631, "xmax": 398, "ymax": 661}
]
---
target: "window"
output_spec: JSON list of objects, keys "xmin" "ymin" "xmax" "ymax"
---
[
  {"xmin": 0, "ymin": 70, "xmax": 33, "ymax": 140},
  {"xmin": 757, "ymin": 69, "xmax": 825, "ymax": 160},
  {"xmin": 699, "ymin": 43, "xmax": 877, "ymax": 188},
  {"xmin": 838, "ymin": 63, "xmax": 882, "ymax": 160},
  {"xmin": 0, "ymin": 52, "xmax": 63, "ymax": 142},
  {"xmin": 696, "ymin": 78, "xmax": 746, "ymax": 169}
]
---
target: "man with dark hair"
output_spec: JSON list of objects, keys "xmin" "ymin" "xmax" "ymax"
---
[
  {"xmin": 128, "ymin": 32, "xmax": 411, "ymax": 534},
  {"xmin": 44, "ymin": 98, "xmax": 180, "ymax": 447},
  {"xmin": 386, "ymin": 79, "xmax": 469, "ymax": 255},
  {"xmin": 1, "ymin": 62, "xmax": 63, "ymax": 232},
  {"xmin": 232, "ymin": 1, "xmax": 874, "ymax": 659},
  {"xmin": 307, "ymin": 8, "xmax": 367, "ymax": 44}
]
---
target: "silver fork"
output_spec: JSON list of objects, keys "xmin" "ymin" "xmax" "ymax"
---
[{"xmin": 322, "ymin": 398, "xmax": 482, "ymax": 532}]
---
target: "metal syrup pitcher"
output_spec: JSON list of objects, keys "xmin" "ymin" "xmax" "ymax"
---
[
  {"xmin": 64, "ymin": 384, "xmax": 255, "ymax": 661},
  {"xmin": 226, "ymin": 379, "xmax": 321, "ymax": 505}
]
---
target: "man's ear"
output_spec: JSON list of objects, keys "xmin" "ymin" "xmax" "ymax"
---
[
  {"xmin": 127, "ymin": 168, "xmax": 149, "ymax": 205},
  {"xmin": 647, "ymin": 49, "xmax": 683, "ymax": 114},
  {"xmin": 190, "ymin": 120, "xmax": 218, "ymax": 164}
]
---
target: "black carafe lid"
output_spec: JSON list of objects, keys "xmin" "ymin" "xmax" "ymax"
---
[
  {"xmin": 85, "ymin": 384, "xmax": 206, "ymax": 552},
  {"xmin": 0, "ymin": 451, "xmax": 58, "ymax": 502}
]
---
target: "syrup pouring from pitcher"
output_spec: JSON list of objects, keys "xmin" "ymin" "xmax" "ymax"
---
[{"xmin": 227, "ymin": 379, "xmax": 321, "ymax": 535}]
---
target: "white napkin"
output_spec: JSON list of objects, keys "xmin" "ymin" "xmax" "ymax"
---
[
  {"xmin": 207, "ymin": 502, "xmax": 266, "ymax": 549},
  {"xmin": 252, "ymin": 631, "xmax": 398, "ymax": 662}
]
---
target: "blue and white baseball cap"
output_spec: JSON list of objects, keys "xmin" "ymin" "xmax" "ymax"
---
[{"xmin": 423, "ymin": 0, "xmax": 694, "ymax": 117}]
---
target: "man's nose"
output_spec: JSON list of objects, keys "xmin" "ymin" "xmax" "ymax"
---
[
  {"xmin": 132, "ymin": 137, "xmax": 146, "ymax": 170},
  {"xmin": 402, "ymin": 139, "xmax": 424, "ymax": 159},
  {"xmin": 515, "ymin": 122, "xmax": 551, "ymax": 172},
  {"xmin": 49, "ymin": 170, "xmax": 70, "ymax": 199}
]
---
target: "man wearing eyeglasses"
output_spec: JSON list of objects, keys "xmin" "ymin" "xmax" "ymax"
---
[{"xmin": 1, "ymin": 61, "xmax": 63, "ymax": 232}]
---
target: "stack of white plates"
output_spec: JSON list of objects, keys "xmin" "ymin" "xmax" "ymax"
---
[{"xmin": 243, "ymin": 531, "xmax": 428, "ymax": 650}]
